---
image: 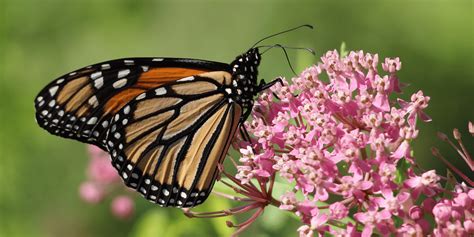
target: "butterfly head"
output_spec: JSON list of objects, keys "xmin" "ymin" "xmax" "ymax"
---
[{"xmin": 229, "ymin": 48, "xmax": 261, "ymax": 111}]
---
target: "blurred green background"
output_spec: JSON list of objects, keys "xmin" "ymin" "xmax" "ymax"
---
[{"xmin": 1, "ymin": 0, "xmax": 472, "ymax": 236}]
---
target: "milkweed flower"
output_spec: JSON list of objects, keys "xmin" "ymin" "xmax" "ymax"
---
[
  {"xmin": 186, "ymin": 49, "xmax": 472, "ymax": 236},
  {"xmin": 79, "ymin": 181, "xmax": 104, "ymax": 204},
  {"xmin": 79, "ymin": 145, "xmax": 135, "ymax": 219},
  {"xmin": 111, "ymin": 195, "xmax": 135, "ymax": 220}
]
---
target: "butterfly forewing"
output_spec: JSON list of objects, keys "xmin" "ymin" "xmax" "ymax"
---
[
  {"xmin": 105, "ymin": 72, "xmax": 241, "ymax": 207},
  {"xmin": 34, "ymin": 58, "xmax": 229, "ymax": 150}
]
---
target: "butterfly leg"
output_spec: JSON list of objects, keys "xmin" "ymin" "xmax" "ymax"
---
[
  {"xmin": 239, "ymin": 125, "xmax": 252, "ymax": 143},
  {"xmin": 257, "ymin": 77, "xmax": 284, "ymax": 92},
  {"xmin": 257, "ymin": 77, "xmax": 284, "ymax": 100}
]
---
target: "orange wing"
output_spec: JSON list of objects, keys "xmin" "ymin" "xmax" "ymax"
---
[
  {"xmin": 105, "ymin": 71, "xmax": 242, "ymax": 207},
  {"xmin": 34, "ymin": 58, "xmax": 230, "ymax": 150}
]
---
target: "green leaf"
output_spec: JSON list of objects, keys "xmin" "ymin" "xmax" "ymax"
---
[{"xmin": 339, "ymin": 42, "xmax": 348, "ymax": 57}]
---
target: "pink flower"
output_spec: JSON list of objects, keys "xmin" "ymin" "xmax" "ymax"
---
[
  {"xmin": 309, "ymin": 208, "xmax": 329, "ymax": 232},
  {"xmin": 398, "ymin": 90, "xmax": 431, "ymax": 126},
  {"xmin": 404, "ymin": 170, "xmax": 441, "ymax": 199},
  {"xmin": 329, "ymin": 202, "xmax": 349, "ymax": 220},
  {"xmin": 297, "ymin": 225, "xmax": 313, "ymax": 237},
  {"xmin": 79, "ymin": 181, "xmax": 104, "ymax": 204},
  {"xmin": 382, "ymin": 57, "xmax": 402, "ymax": 73},
  {"xmin": 178, "ymin": 49, "xmax": 474, "ymax": 237},
  {"xmin": 354, "ymin": 208, "xmax": 392, "ymax": 237},
  {"xmin": 111, "ymin": 196, "xmax": 134, "ymax": 220},
  {"xmin": 397, "ymin": 223, "xmax": 424, "ymax": 237},
  {"xmin": 463, "ymin": 219, "xmax": 474, "ymax": 233},
  {"xmin": 376, "ymin": 189, "xmax": 410, "ymax": 215},
  {"xmin": 88, "ymin": 154, "xmax": 119, "ymax": 184},
  {"xmin": 80, "ymin": 145, "xmax": 136, "ymax": 220},
  {"xmin": 432, "ymin": 201, "xmax": 452, "ymax": 223},
  {"xmin": 334, "ymin": 175, "xmax": 373, "ymax": 200},
  {"xmin": 280, "ymin": 192, "xmax": 298, "ymax": 211},
  {"xmin": 409, "ymin": 206, "xmax": 423, "ymax": 220}
]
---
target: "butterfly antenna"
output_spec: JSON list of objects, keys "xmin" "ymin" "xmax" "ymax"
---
[
  {"xmin": 259, "ymin": 44, "xmax": 315, "ymax": 76},
  {"xmin": 271, "ymin": 44, "xmax": 297, "ymax": 76},
  {"xmin": 259, "ymin": 45, "xmax": 315, "ymax": 55},
  {"xmin": 251, "ymin": 24, "xmax": 313, "ymax": 49}
]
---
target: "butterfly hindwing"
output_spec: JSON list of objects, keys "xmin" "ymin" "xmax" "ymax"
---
[
  {"xmin": 34, "ymin": 58, "xmax": 230, "ymax": 150},
  {"xmin": 105, "ymin": 72, "xmax": 242, "ymax": 207}
]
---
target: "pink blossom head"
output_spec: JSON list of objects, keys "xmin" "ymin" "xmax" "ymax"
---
[
  {"xmin": 111, "ymin": 196, "xmax": 134, "ymax": 220},
  {"xmin": 87, "ymin": 153, "xmax": 119, "ymax": 184},
  {"xmin": 79, "ymin": 181, "xmax": 104, "ymax": 204}
]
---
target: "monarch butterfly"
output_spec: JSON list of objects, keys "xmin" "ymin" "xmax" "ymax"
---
[{"xmin": 34, "ymin": 25, "xmax": 313, "ymax": 208}]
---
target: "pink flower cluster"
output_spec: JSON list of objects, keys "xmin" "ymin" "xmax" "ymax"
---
[
  {"xmin": 79, "ymin": 145, "xmax": 134, "ymax": 220},
  {"xmin": 230, "ymin": 50, "xmax": 472, "ymax": 236}
]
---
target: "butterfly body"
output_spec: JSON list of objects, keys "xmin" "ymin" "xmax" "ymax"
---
[{"xmin": 227, "ymin": 48, "xmax": 261, "ymax": 120}]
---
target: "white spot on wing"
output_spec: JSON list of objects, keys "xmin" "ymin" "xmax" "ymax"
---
[
  {"xmin": 101, "ymin": 64, "xmax": 111, "ymax": 70},
  {"xmin": 112, "ymin": 79, "xmax": 127, "ymax": 89},
  {"xmin": 118, "ymin": 69, "xmax": 130, "ymax": 78},
  {"xmin": 49, "ymin": 86, "xmax": 59, "ymax": 96},
  {"xmin": 136, "ymin": 93, "xmax": 146, "ymax": 100},
  {"xmin": 88, "ymin": 96, "xmax": 99, "ymax": 107},
  {"xmin": 90, "ymin": 71, "xmax": 102, "ymax": 80},
  {"xmin": 123, "ymin": 105, "xmax": 130, "ymax": 114},
  {"xmin": 87, "ymin": 117, "xmax": 98, "ymax": 125},
  {"xmin": 94, "ymin": 77, "xmax": 104, "ymax": 89},
  {"xmin": 141, "ymin": 66, "xmax": 149, "ymax": 72},
  {"xmin": 155, "ymin": 87, "xmax": 166, "ymax": 95},
  {"xmin": 177, "ymin": 76, "xmax": 194, "ymax": 82},
  {"xmin": 124, "ymin": 60, "xmax": 134, "ymax": 65},
  {"xmin": 56, "ymin": 78, "xmax": 64, "ymax": 84},
  {"xmin": 48, "ymin": 100, "xmax": 56, "ymax": 107},
  {"xmin": 152, "ymin": 58, "xmax": 164, "ymax": 62}
]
